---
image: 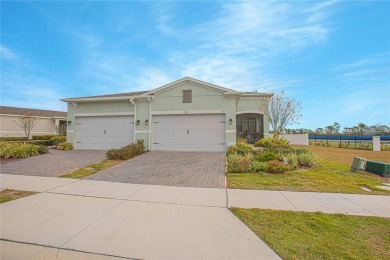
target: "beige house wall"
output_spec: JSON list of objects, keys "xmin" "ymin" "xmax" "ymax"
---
[{"xmin": 0, "ymin": 114, "xmax": 66, "ymax": 138}]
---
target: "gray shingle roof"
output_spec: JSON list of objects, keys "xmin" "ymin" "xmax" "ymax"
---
[
  {"xmin": 66, "ymin": 91, "xmax": 150, "ymax": 100},
  {"xmin": 0, "ymin": 106, "xmax": 67, "ymax": 118}
]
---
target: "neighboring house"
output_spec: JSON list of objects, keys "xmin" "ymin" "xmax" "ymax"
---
[
  {"xmin": 0, "ymin": 106, "xmax": 67, "ymax": 138},
  {"xmin": 61, "ymin": 77, "xmax": 273, "ymax": 151}
]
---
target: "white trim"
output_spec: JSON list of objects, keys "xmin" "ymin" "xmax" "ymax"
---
[
  {"xmin": 240, "ymin": 93, "xmax": 273, "ymax": 97},
  {"xmin": 74, "ymin": 112, "xmax": 134, "ymax": 117},
  {"xmin": 135, "ymin": 130, "xmax": 149, "ymax": 134},
  {"xmin": 151, "ymin": 110, "xmax": 226, "ymax": 115},
  {"xmin": 0, "ymin": 114, "xmax": 66, "ymax": 119},
  {"xmin": 226, "ymin": 130, "xmax": 237, "ymax": 133},
  {"xmin": 236, "ymin": 111, "xmax": 263, "ymax": 115},
  {"xmin": 141, "ymin": 77, "xmax": 238, "ymax": 96}
]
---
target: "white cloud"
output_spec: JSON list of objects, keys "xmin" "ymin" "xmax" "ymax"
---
[{"xmin": 0, "ymin": 44, "xmax": 18, "ymax": 61}]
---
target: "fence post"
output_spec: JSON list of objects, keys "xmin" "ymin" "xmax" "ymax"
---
[
  {"xmin": 373, "ymin": 136, "xmax": 380, "ymax": 151},
  {"xmin": 314, "ymin": 134, "xmax": 316, "ymax": 146},
  {"xmin": 327, "ymin": 135, "xmax": 329, "ymax": 147},
  {"xmin": 355, "ymin": 136, "xmax": 357, "ymax": 149},
  {"xmin": 339, "ymin": 136, "xmax": 342, "ymax": 148}
]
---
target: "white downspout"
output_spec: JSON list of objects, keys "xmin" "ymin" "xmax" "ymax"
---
[
  {"xmin": 147, "ymin": 97, "xmax": 153, "ymax": 151},
  {"xmin": 129, "ymin": 97, "xmax": 136, "ymax": 143}
]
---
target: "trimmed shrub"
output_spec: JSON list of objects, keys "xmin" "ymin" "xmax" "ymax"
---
[
  {"xmin": 0, "ymin": 137, "xmax": 28, "ymax": 142},
  {"xmin": 227, "ymin": 145, "xmax": 238, "ymax": 155},
  {"xmin": 236, "ymin": 138, "xmax": 247, "ymax": 144},
  {"xmin": 254, "ymin": 138, "xmax": 290, "ymax": 148},
  {"xmin": 227, "ymin": 152, "xmax": 254, "ymax": 173},
  {"xmin": 106, "ymin": 142, "xmax": 145, "ymax": 160},
  {"xmin": 265, "ymin": 160, "xmax": 292, "ymax": 174},
  {"xmin": 51, "ymin": 135, "xmax": 66, "ymax": 145},
  {"xmin": 28, "ymin": 140, "xmax": 55, "ymax": 146},
  {"xmin": 105, "ymin": 148, "xmax": 128, "ymax": 160},
  {"xmin": 227, "ymin": 143, "xmax": 254, "ymax": 156},
  {"xmin": 32, "ymin": 135, "xmax": 57, "ymax": 140},
  {"xmin": 36, "ymin": 145, "xmax": 49, "ymax": 154},
  {"xmin": 0, "ymin": 142, "xmax": 39, "ymax": 158},
  {"xmin": 57, "ymin": 142, "xmax": 73, "ymax": 151},
  {"xmin": 249, "ymin": 161, "xmax": 267, "ymax": 173},
  {"xmin": 256, "ymin": 150, "xmax": 281, "ymax": 162}
]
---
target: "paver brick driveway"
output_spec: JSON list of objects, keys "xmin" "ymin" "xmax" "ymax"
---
[
  {"xmin": 0, "ymin": 149, "xmax": 106, "ymax": 177},
  {"xmin": 87, "ymin": 151, "xmax": 226, "ymax": 188}
]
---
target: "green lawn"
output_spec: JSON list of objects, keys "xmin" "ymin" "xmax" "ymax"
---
[
  {"xmin": 61, "ymin": 160, "xmax": 123, "ymax": 179},
  {"xmin": 228, "ymin": 159, "xmax": 390, "ymax": 195},
  {"xmin": 231, "ymin": 208, "xmax": 390, "ymax": 260}
]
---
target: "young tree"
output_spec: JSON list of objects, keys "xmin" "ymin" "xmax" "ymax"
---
[
  {"xmin": 260, "ymin": 91, "xmax": 302, "ymax": 139},
  {"xmin": 13, "ymin": 114, "xmax": 39, "ymax": 139},
  {"xmin": 333, "ymin": 122, "xmax": 340, "ymax": 134}
]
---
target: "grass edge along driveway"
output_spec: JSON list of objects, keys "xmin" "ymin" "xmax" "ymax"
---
[
  {"xmin": 231, "ymin": 208, "xmax": 390, "ymax": 260},
  {"xmin": 60, "ymin": 160, "xmax": 123, "ymax": 179}
]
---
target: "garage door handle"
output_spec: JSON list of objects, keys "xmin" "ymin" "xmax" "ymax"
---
[
  {"xmin": 187, "ymin": 130, "xmax": 189, "ymax": 134},
  {"xmin": 104, "ymin": 130, "xmax": 106, "ymax": 134}
]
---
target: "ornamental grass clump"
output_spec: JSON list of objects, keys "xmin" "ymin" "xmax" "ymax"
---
[
  {"xmin": 227, "ymin": 142, "xmax": 254, "ymax": 156},
  {"xmin": 0, "ymin": 142, "xmax": 39, "ymax": 158},
  {"xmin": 57, "ymin": 142, "xmax": 73, "ymax": 151}
]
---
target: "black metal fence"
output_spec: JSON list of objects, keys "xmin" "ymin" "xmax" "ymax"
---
[{"xmin": 309, "ymin": 135, "xmax": 390, "ymax": 151}]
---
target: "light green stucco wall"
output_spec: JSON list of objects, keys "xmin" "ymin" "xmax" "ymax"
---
[
  {"xmin": 65, "ymin": 82, "xmax": 270, "ymax": 149},
  {"xmin": 66, "ymin": 101, "xmax": 134, "ymax": 144},
  {"xmin": 151, "ymin": 82, "xmax": 237, "ymax": 147}
]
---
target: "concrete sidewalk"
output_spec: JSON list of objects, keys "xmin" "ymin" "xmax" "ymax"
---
[
  {"xmin": 0, "ymin": 174, "xmax": 280, "ymax": 259},
  {"xmin": 1, "ymin": 174, "xmax": 389, "ymax": 259},
  {"xmin": 1, "ymin": 174, "xmax": 389, "ymax": 217},
  {"xmin": 228, "ymin": 189, "xmax": 390, "ymax": 218}
]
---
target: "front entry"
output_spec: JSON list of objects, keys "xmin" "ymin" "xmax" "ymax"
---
[{"xmin": 152, "ymin": 114, "xmax": 226, "ymax": 151}]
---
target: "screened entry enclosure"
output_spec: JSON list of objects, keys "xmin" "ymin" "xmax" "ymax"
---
[{"xmin": 236, "ymin": 113, "xmax": 264, "ymax": 143}]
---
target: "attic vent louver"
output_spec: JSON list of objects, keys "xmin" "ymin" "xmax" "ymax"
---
[{"xmin": 183, "ymin": 90, "xmax": 192, "ymax": 103}]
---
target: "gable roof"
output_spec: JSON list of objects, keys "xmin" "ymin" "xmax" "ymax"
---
[
  {"xmin": 140, "ymin": 77, "xmax": 239, "ymax": 96},
  {"xmin": 65, "ymin": 91, "xmax": 149, "ymax": 100},
  {"xmin": 0, "ymin": 106, "xmax": 67, "ymax": 118},
  {"xmin": 61, "ymin": 77, "xmax": 272, "ymax": 102}
]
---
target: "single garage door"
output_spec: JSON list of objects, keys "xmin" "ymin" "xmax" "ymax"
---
[
  {"xmin": 152, "ymin": 114, "xmax": 226, "ymax": 151},
  {"xmin": 76, "ymin": 116, "xmax": 134, "ymax": 150}
]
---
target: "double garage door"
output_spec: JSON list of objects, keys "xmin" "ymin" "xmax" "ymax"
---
[
  {"xmin": 75, "ymin": 116, "xmax": 134, "ymax": 150},
  {"xmin": 75, "ymin": 114, "xmax": 226, "ymax": 151},
  {"xmin": 152, "ymin": 114, "xmax": 226, "ymax": 152}
]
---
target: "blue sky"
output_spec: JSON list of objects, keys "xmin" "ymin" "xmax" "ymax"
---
[{"xmin": 1, "ymin": 0, "xmax": 389, "ymax": 130}]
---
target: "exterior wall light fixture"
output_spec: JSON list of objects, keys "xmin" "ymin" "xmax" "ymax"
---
[
  {"xmin": 229, "ymin": 118, "xmax": 233, "ymax": 125},
  {"xmin": 136, "ymin": 120, "xmax": 140, "ymax": 125},
  {"xmin": 145, "ymin": 119, "xmax": 149, "ymax": 126},
  {"xmin": 67, "ymin": 121, "xmax": 71, "ymax": 126}
]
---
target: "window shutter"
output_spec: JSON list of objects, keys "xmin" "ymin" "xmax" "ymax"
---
[{"xmin": 183, "ymin": 90, "xmax": 192, "ymax": 103}]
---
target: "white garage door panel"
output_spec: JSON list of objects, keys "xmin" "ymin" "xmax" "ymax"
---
[
  {"xmin": 76, "ymin": 116, "xmax": 134, "ymax": 150},
  {"xmin": 153, "ymin": 114, "xmax": 225, "ymax": 152}
]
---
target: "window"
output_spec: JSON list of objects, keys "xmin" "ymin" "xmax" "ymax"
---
[{"xmin": 183, "ymin": 90, "xmax": 192, "ymax": 103}]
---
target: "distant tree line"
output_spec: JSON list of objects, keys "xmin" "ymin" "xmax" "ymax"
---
[{"xmin": 281, "ymin": 122, "xmax": 390, "ymax": 136}]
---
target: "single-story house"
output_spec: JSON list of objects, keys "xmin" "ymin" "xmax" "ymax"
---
[
  {"xmin": 0, "ymin": 106, "xmax": 67, "ymax": 138},
  {"xmin": 61, "ymin": 77, "xmax": 273, "ymax": 151}
]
